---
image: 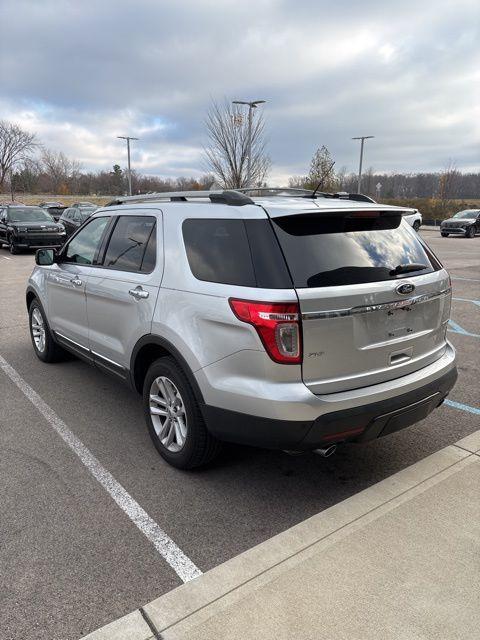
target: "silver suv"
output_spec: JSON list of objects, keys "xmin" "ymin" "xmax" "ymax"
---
[{"xmin": 26, "ymin": 190, "xmax": 457, "ymax": 469}]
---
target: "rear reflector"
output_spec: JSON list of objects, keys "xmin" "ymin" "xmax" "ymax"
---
[
  {"xmin": 229, "ymin": 299, "xmax": 302, "ymax": 364},
  {"xmin": 321, "ymin": 427, "xmax": 365, "ymax": 442}
]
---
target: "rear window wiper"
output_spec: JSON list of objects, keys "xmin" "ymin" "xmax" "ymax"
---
[{"xmin": 390, "ymin": 263, "xmax": 428, "ymax": 276}]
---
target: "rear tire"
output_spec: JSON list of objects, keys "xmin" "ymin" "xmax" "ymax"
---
[
  {"xmin": 143, "ymin": 357, "xmax": 222, "ymax": 469},
  {"xmin": 466, "ymin": 226, "xmax": 475, "ymax": 238},
  {"xmin": 29, "ymin": 299, "xmax": 66, "ymax": 363},
  {"xmin": 441, "ymin": 232, "xmax": 449, "ymax": 237}
]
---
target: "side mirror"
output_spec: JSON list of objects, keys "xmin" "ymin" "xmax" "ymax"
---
[{"xmin": 35, "ymin": 248, "xmax": 56, "ymax": 266}]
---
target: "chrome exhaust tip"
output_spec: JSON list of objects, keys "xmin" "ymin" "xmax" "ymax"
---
[{"xmin": 313, "ymin": 444, "xmax": 337, "ymax": 458}]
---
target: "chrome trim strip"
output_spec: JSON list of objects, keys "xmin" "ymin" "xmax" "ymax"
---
[
  {"xmin": 55, "ymin": 332, "xmax": 90, "ymax": 352},
  {"xmin": 55, "ymin": 332, "xmax": 124, "ymax": 370},
  {"xmin": 91, "ymin": 350, "xmax": 125, "ymax": 370},
  {"xmin": 302, "ymin": 288, "xmax": 451, "ymax": 320}
]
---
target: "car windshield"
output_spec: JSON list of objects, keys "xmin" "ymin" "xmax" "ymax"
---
[
  {"xmin": 9, "ymin": 207, "xmax": 54, "ymax": 222},
  {"xmin": 452, "ymin": 210, "xmax": 478, "ymax": 219}
]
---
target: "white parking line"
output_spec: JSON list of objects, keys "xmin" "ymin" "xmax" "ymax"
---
[
  {"xmin": 2, "ymin": 256, "xmax": 12, "ymax": 260},
  {"xmin": 0, "ymin": 354, "xmax": 202, "ymax": 584}
]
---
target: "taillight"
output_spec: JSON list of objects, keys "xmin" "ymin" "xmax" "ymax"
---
[{"xmin": 229, "ymin": 299, "xmax": 302, "ymax": 364}]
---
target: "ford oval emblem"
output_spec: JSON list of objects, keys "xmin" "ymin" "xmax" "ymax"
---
[{"xmin": 396, "ymin": 282, "xmax": 415, "ymax": 295}]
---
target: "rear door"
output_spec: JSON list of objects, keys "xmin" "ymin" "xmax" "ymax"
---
[
  {"xmin": 85, "ymin": 212, "xmax": 162, "ymax": 375},
  {"xmin": 269, "ymin": 209, "xmax": 451, "ymax": 394}
]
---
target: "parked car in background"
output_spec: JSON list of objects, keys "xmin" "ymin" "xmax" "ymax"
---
[
  {"xmin": 328, "ymin": 193, "xmax": 422, "ymax": 232},
  {"xmin": 440, "ymin": 210, "xmax": 480, "ymax": 238},
  {"xmin": 0, "ymin": 204, "xmax": 66, "ymax": 254},
  {"xmin": 71, "ymin": 201, "xmax": 96, "ymax": 209},
  {"xmin": 39, "ymin": 201, "xmax": 64, "ymax": 208},
  {"xmin": 26, "ymin": 189, "xmax": 456, "ymax": 469},
  {"xmin": 39, "ymin": 201, "xmax": 67, "ymax": 222},
  {"xmin": 402, "ymin": 209, "xmax": 422, "ymax": 231},
  {"xmin": 59, "ymin": 205, "xmax": 97, "ymax": 236}
]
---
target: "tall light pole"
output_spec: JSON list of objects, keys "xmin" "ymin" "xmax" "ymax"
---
[
  {"xmin": 232, "ymin": 99, "xmax": 266, "ymax": 188},
  {"xmin": 352, "ymin": 135, "xmax": 374, "ymax": 194},
  {"xmin": 117, "ymin": 135, "xmax": 139, "ymax": 196}
]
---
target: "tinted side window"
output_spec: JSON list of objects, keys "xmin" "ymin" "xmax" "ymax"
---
[
  {"xmin": 103, "ymin": 216, "xmax": 156, "ymax": 272},
  {"xmin": 244, "ymin": 220, "xmax": 292, "ymax": 289},
  {"xmin": 64, "ymin": 217, "xmax": 109, "ymax": 265},
  {"xmin": 183, "ymin": 219, "xmax": 256, "ymax": 286},
  {"xmin": 140, "ymin": 225, "xmax": 157, "ymax": 272}
]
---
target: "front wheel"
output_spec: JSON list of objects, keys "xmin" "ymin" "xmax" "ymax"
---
[
  {"xmin": 8, "ymin": 236, "xmax": 20, "ymax": 254},
  {"xmin": 29, "ymin": 299, "xmax": 66, "ymax": 362},
  {"xmin": 413, "ymin": 220, "xmax": 421, "ymax": 232},
  {"xmin": 143, "ymin": 357, "xmax": 221, "ymax": 469},
  {"xmin": 466, "ymin": 226, "xmax": 475, "ymax": 238}
]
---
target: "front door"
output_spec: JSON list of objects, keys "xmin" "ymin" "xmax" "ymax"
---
[{"xmin": 47, "ymin": 216, "xmax": 110, "ymax": 353}]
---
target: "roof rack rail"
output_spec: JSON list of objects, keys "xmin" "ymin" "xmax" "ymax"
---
[
  {"xmin": 236, "ymin": 187, "xmax": 376, "ymax": 203},
  {"xmin": 106, "ymin": 190, "xmax": 254, "ymax": 207},
  {"xmin": 236, "ymin": 187, "xmax": 313, "ymax": 195}
]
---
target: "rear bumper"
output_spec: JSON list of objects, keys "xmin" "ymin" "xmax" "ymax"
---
[{"xmin": 201, "ymin": 359, "xmax": 457, "ymax": 450}]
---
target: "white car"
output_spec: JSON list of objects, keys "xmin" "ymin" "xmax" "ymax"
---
[{"xmin": 403, "ymin": 208, "xmax": 422, "ymax": 232}]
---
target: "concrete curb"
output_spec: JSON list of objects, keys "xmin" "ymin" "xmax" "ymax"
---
[
  {"xmin": 81, "ymin": 429, "xmax": 480, "ymax": 639},
  {"xmin": 81, "ymin": 610, "xmax": 154, "ymax": 640}
]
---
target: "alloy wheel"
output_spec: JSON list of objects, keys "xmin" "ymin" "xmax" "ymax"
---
[
  {"xmin": 149, "ymin": 376, "xmax": 188, "ymax": 452},
  {"xmin": 31, "ymin": 307, "xmax": 46, "ymax": 353}
]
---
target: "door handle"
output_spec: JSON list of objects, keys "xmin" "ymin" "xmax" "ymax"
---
[
  {"xmin": 70, "ymin": 277, "xmax": 83, "ymax": 286},
  {"xmin": 129, "ymin": 287, "xmax": 149, "ymax": 300}
]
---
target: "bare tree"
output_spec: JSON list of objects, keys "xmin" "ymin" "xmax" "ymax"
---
[
  {"xmin": 12, "ymin": 157, "xmax": 42, "ymax": 193},
  {"xmin": 203, "ymin": 100, "xmax": 270, "ymax": 188},
  {"xmin": 0, "ymin": 120, "xmax": 38, "ymax": 191},
  {"xmin": 288, "ymin": 146, "xmax": 338, "ymax": 192},
  {"xmin": 41, "ymin": 149, "xmax": 82, "ymax": 194},
  {"xmin": 307, "ymin": 146, "xmax": 337, "ymax": 191},
  {"xmin": 437, "ymin": 160, "xmax": 460, "ymax": 212}
]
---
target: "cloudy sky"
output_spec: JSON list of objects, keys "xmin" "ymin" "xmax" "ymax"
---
[{"xmin": 1, "ymin": 0, "xmax": 479, "ymax": 183}]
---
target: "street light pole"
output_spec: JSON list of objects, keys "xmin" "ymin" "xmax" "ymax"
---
[
  {"xmin": 352, "ymin": 136, "xmax": 374, "ymax": 194},
  {"xmin": 117, "ymin": 136, "xmax": 139, "ymax": 196},
  {"xmin": 232, "ymin": 99, "xmax": 266, "ymax": 188}
]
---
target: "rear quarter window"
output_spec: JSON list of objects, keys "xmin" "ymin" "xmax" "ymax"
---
[
  {"xmin": 183, "ymin": 219, "xmax": 256, "ymax": 286},
  {"xmin": 182, "ymin": 219, "xmax": 292, "ymax": 288}
]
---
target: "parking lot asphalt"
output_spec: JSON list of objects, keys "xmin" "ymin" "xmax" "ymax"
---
[{"xmin": 1, "ymin": 228, "xmax": 479, "ymax": 640}]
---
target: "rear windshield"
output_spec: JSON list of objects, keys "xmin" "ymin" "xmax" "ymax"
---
[{"xmin": 272, "ymin": 214, "xmax": 441, "ymax": 288}]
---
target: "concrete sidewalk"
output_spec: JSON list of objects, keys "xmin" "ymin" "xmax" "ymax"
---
[{"xmin": 83, "ymin": 430, "xmax": 480, "ymax": 640}]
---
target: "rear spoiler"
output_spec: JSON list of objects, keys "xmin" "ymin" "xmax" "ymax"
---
[{"xmin": 265, "ymin": 206, "xmax": 408, "ymax": 219}]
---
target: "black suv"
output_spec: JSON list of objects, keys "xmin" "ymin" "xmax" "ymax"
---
[
  {"xmin": 0, "ymin": 205, "xmax": 67, "ymax": 254},
  {"xmin": 440, "ymin": 210, "xmax": 480, "ymax": 238},
  {"xmin": 39, "ymin": 201, "xmax": 67, "ymax": 222},
  {"xmin": 59, "ymin": 204, "xmax": 97, "ymax": 236}
]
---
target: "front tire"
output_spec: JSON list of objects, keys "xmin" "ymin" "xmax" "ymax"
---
[
  {"xmin": 143, "ymin": 357, "xmax": 221, "ymax": 469},
  {"xmin": 8, "ymin": 236, "xmax": 20, "ymax": 254},
  {"xmin": 466, "ymin": 226, "xmax": 475, "ymax": 238},
  {"xmin": 413, "ymin": 220, "xmax": 420, "ymax": 232},
  {"xmin": 29, "ymin": 299, "xmax": 66, "ymax": 362}
]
